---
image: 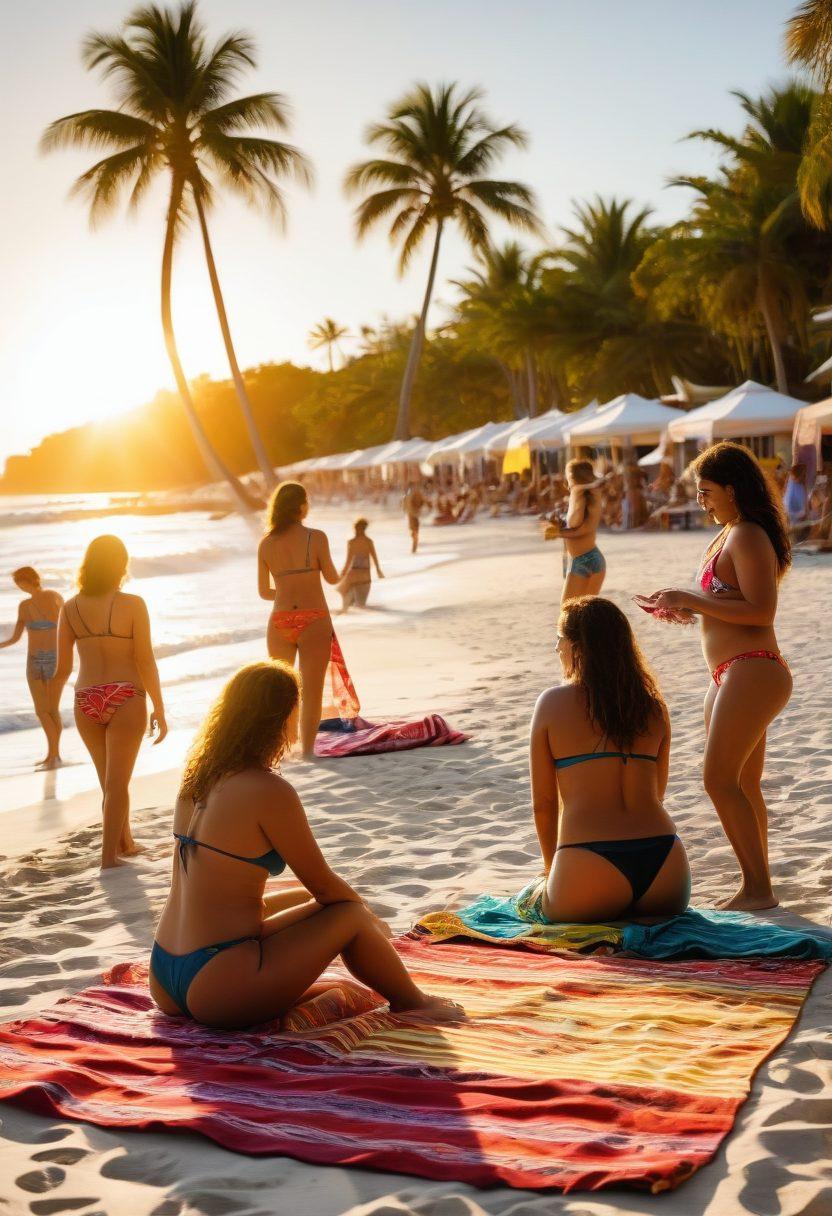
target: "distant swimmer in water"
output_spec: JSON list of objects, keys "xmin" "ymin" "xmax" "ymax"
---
[
  {"xmin": 259, "ymin": 482, "xmax": 359, "ymax": 757},
  {"xmin": 554, "ymin": 459, "xmax": 606, "ymax": 604},
  {"xmin": 338, "ymin": 518, "xmax": 384, "ymax": 612},
  {"xmin": 0, "ymin": 566, "xmax": 64, "ymax": 768},
  {"xmin": 638, "ymin": 442, "xmax": 791, "ymax": 912},
  {"xmin": 402, "ymin": 485, "xmax": 425, "ymax": 554},
  {"xmin": 524, "ymin": 596, "xmax": 690, "ymax": 924},
  {"xmin": 55, "ymin": 536, "xmax": 167, "ymax": 868},
  {"xmin": 149, "ymin": 661, "xmax": 463, "ymax": 1029}
]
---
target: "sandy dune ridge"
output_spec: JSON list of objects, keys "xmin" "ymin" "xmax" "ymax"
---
[{"xmin": 1, "ymin": 522, "xmax": 830, "ymax": 1216}]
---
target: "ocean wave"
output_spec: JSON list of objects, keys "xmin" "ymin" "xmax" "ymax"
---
[
  {"xmin": 0, "ymin": 709, "xmax": 40, "ymax": 734},
  {"xmin": 130, "ymin": 546, "xmax": 237, "ymax": 578},
  {"xmin": 154, "ymin": 626, "xmax": 263, "ymax": 659}
]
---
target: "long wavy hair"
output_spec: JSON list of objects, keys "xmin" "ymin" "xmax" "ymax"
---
[
  {"xmin": 566, "ymin": 458, "xmax": 595, "ymax": 485},
  {"xmin": 266, "ymin": 481, "xmax": 308, "ymax": 535},
  {"xmin": 77, "ymin": 535, "xmax": 129, "ymax": 595},
  {"xmin": 180, "ymin": 661, "xmax": 300, "ymax": 806},
  {"xmin": 692, "ymin": 442, "xmax": 791, "ymax": 578},
  {"xmin": 559, "ymin": 596, "xmax": 664, "ymax": 751}
]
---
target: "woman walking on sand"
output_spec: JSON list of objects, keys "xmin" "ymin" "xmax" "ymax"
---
[
  {"xmin": 0, "ymin": 567, "xmax": 64, "ymax": 768},
  {"xmin": 259, "ymin": 482, "xmax": 359, "ymax": 757},
  {"xmin": 338, "ymin": 518, "xmax": 384, "ymax": 612},
  {"xmin": 639, "ymin": 442, "xmax": 791, "ymax": 911},
  {"xmin": 555, "ymin": 459, "xmax": 606, "ymax": 604},
  {"xmin": 55, "ymin": 536, "xmax": 167, "ymax": 868},
  {"xmin": 150, "ymin": 661, "xmax": 462, "ymax": 1028}
]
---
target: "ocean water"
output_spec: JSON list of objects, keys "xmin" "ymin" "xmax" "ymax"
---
[{"xmin": 0, "ymin": 493, "xmax": 445, "ymax": 815}]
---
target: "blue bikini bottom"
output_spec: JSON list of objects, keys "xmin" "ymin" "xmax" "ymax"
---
[
  {"xmin": 567, "ymin": 546, "xmax": 606, "ymax": 578},
  {"xmin": 150, "ymin": 936, "xmax": 256, "ymax": 1016}
]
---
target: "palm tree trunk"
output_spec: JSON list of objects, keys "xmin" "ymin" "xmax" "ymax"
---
[
  {"xmin": 757, "ymin": 280, "xmax": 788, "ymax": 394},
  {"xmin": 393, "ymin": 221, "xmax": 444, "ymax": 441},
  {"xmin": 499, "ymin": 362, "xmax": 527, "ymax": 419},
  {"xmin": 525, "ymin": 351, "xmax": 538, "ymax": 416},
  {"xmin": 328, "ymin": 345, "xmax": 334, "ymax": 374},
  {"xmin": 161, "ymin": 179, "xmax": 258, "ymax": 513},
  {"xmin": 193, "ymin": 189, "xmax": 277, "ymax": 490}
]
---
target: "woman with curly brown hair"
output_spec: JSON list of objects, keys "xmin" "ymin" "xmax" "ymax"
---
[
  {"xmin": 258, "ymin": 482, "xmax": 359, "ymax": 757},
  {"xmin": 150, "ymin": 661, "xmax": 461, "ymax": 1028},
  {"xmin": 525, "ymin": 596, "xmax": 690, "ymax": 924},
  {"xmin": 639, "ymin": 442, "xmax": 792, "ymax": 911}
]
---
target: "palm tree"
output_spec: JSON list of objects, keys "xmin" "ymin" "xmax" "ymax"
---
[
  {"xmin": 786, "ymin": 1, "xmax": 832, "ymax": 87},
  {"xmin": 42, "ymin": 2, "xmax": 311, "ymax": 502},
  {"xmin": 308, "ymin": 318, "xmax": 349, "ymax": 372},
  {"xmin": 345, "ymin": 82, "xmax": 542, "ymax": 440}
]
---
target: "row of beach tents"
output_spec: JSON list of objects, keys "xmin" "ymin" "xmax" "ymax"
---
[{"xmin": 279, "ymin": 382, "xmax": 832, "ymax": 484}]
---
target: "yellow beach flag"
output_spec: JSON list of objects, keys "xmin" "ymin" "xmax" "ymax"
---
[{"xmin": 502, "ymin": 444, "xmax": 532, "ymax": 476}]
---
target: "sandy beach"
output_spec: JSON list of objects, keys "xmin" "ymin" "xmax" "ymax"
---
[{"xmin": 1, "ymin": 516, "xmax": 830, "ymax": 1216}]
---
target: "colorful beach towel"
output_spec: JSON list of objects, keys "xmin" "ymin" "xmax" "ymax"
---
[
  {"xmin": 415, "ymin": 885, "xmax": 832, "ymax": 961},
  {"xmin": 0, "ymin": 933, "xmax": 824, "ymax": 1192},
  {"xmin": 316, "ymin": 713, "xmax": 467, "ymax": 756}
]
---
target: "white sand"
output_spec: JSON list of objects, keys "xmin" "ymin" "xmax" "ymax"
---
[{"xmin": 1, "ymin": 519, "xmax": 830, "ymax": 1216}]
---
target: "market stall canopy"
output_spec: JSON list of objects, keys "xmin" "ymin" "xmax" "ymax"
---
[
  {"xmin": 425, "ymin": 421, "xmax": 509, "ymax": 462},
  {"xmin": 565, "ymin": 395, "xmax": 679, "ymax": 445},
  {"xmin": 381, "ymin": 437, "xmax": 433, "ymax": 465},
  {"xmin": 667, "ymin": 380, "xmax": 804, "ymax": 444},
  {"xmin": 483, "ymin": 412, "xmax": 560, "ymax": 455},
  {"xmin": 793, "ymin": 398, "xmax": 832, "ymax": 483}
]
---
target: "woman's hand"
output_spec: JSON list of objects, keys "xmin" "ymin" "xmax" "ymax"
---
[{"xmin": 149, "ymin": 709, "xmax": 168, "ymax": 744}]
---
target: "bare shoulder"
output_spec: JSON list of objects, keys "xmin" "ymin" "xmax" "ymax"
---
[
  {"xmin": 234, "ymin": 767, "xmax": 299, "ymax": 809},
  {"xmin": 731, "ymin": 520, "xmax": 771, "ymax": 550},
  {"xmin": 534, "ymin": 684, "xmax": 578, "ymax": 719}
]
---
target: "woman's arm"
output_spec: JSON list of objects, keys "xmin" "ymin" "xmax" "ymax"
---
[
  {"xmin": 264, "ymin": 783, "xmax": 363, "ymax": 905},
  {"xmin": 317, "ymin": 532, "xmax": 342, "ymax": 586},
  {"xmin": 257, "ymin": 541, "xmax": 274, "ymax": 601},
  {"xmin": 340, "ymin": 538, "xmax": 355, "ymax": 579},
  {"xmin": 655, "ymin": 706, "xmax": 671, "ymax": 802},
  {"xmin": 53, "ymin": 607, "xmax": 75, "ymax": 698},
  {"xmin": 650, "ymin": 526, "xmax": 778, "ymax": 627},
  {"xmin": 369, "ymin": 540, "xmax": 384, "ymax": 577},
  {"xmin": 0, "ymin": 606, "xmax": 25, "ymax": 649},
  {"xmin": 559, "ymin": 489, "xmax": 594, "ymax": 539},
  {"xmin": 530, "ymin": 692, "xmax": 559, "ymax": 873},
  {"xmin": 132, "ymin": 597, "xmax": 167, "ymax": 742}
]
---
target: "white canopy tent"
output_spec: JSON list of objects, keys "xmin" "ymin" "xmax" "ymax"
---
[
  {"xmin": 667, "ymin": 380, "xmax": 804, "ymax": 444},
  {"xmin": 380, "ymin": 437, "xmax": 434, "ymax": 465},
  {"xmin": 565, "ymin": 395, "xmax": 681, "ymax": 446},
  {"xmin": 793, "ymin": 398, "xmax": 832, "ymax": 484},
  {"xmin": 424, "ymin": 421, "xmax": 509, "ymax": 464},
  {"xmin": 483, "ymin": 411, "xmax": 562, "ymax": 455}
]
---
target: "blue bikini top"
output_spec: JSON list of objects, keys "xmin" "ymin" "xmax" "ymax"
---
[
  {"xmin": 173, "ymin": 832, "xmax": 286, "ymax": 876},
  {"xmin": 553, "ymin": 750, "xmax": 659, "ymax": 770},
  {"xmin": 27, "ymin": 619, "xmax": 56, "ymax": 631}
]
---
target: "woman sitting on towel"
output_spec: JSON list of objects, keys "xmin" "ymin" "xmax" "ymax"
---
[
  {"xmin": 151, "ymin": 660, "xmax": 462, "ymax": 1029},
  {"xmin": 525, "ymin": 596, "xmax": 690, "ymax": 924}
]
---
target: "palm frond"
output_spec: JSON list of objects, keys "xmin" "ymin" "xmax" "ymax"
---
[
  {"xmin": 344, "ymin": 158, "xmax": 418, "ymax": 193},
  {"xmin": 69, "ymin": 145, "xmax": 153, "ymax": 225},
  {"xmin": 454, "ymin": 125, "xmax": 529, "ymax": 175},
  {"xmin": 201, "ymin": 92, "xmax": 290, "ymax": 134},
  {"xmin": 40, "ymin": 109, "xmax": 159, "ymax": 154},
  {"xmin": 459, "ymin": 180, "xmax": 543, "ymax": 234},
  {"xmin": 352, "ymin": 188, "xmax": 422, "ymax": 239}
]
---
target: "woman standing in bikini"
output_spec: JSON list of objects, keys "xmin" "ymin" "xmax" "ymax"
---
[
  {"xmin": 338, "ymin": 518, "xmax": 384, "ymax": 612},
  {"xmin": 259, "ymin": 483, "xmax": 358, "ymax": 757},
  {"xmin": 55, "ymin": 535, "xmax": 167, "ymax": 869},
  {"xmin": 0, "ymin": 566, "xmax": 64, "ymax": 768},
  {"xmin": 555, "ymin": 459, "xmax": 606, "ymax": 604},
  {"xmin": 525, "ymin": 595, "xmax": 689, "ymax": 924},
  {"xmin": 641, "ymin": 442, "xmax": 791, "ymax": 911}
]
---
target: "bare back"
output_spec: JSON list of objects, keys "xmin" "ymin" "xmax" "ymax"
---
[
  {"xmin": 534, "ymin": 684, "xmax": 675, "ymax": 843},
  {"xmin": 259, "ymin": 525, "xmax": 335, "ymax": 610},
  {"xmin": 61, "ymin": 592, "xmax": 143, "ymax": 687}
]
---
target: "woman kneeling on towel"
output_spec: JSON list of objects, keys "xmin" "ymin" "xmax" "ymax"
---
[
  {"xmin": 151, "ymin": 660, "xmax": 462, "ymax": 1028},
  {"xmin": 259, "ymin": 482, "xmax": 359, "ymax": 756},
  {"xmin": 525, "ymin": 596, "xmax": 690, "ymax": 923}
]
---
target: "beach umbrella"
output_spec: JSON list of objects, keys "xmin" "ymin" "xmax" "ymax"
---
[
  {"xmin": 667, "ymin": 380, "xmax": 804, "ymax": 444},
  {"xmin": 565, "ymin": 394, "xmax": 681, "ymax": 446}
]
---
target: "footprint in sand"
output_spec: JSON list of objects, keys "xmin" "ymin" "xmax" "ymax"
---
[{"xmin": 14, "ymin": 1166, "xmax": 65, "ymax": 1193}]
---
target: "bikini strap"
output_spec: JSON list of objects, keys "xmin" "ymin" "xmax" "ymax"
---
[
  {"xmin": 106, "ymin": 593, "xmax": 116, "ymax": 636},
  {"xmin": 305, "ymin": 529, "xmax": 313, "ymax": 569},
  {"xmin": 70, "ymin": 598, "xmax": 93, "ymax": 638}
]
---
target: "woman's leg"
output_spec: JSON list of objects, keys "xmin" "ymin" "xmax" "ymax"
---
[
  {"xmin": 702, "ymin": 659, "xmax": 792, "ymax": 910},
  {"xmin": 266, "ymin": 624, "xmax": 297, "ymax": 665},
  {"xmin": 186, "ymin": 900, "xmax": 461, "ymax": 1029},
  {"xmin": 561, "ymin": 573, "xmax": 591, "ymax": 604},
  {"xmin": 28, "ymin": 676, "xmax": 61, "ymax": 765},
  {"xmin": 99, "ymin": 695, "xmax": 147, "ymax": 869},
  {"xmin": 297, "ymin": 616, "xmax": 334, "ymax": 757},
  {"xmin": 74, "ymin": 704, "xmax": 107, "ymax": 794}
]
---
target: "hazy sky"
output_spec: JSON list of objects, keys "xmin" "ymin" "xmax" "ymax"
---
[{"xmin": 1, "ymin": 0, "xmax": 803, "ymax": 456}]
